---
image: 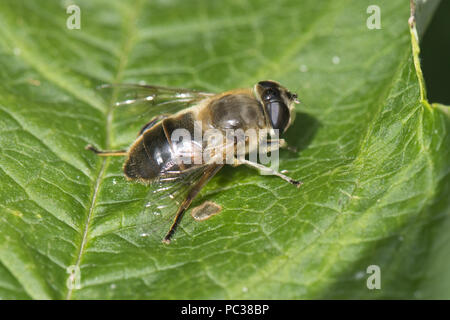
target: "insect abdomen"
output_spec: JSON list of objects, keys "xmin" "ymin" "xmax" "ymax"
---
[
  {"xmin": 123, "ymin": 124, "xmax": 171, "ymax": 180},
  {"xmin": 124, "ymin": 112, "xmax": 197, "ymax": 181}
]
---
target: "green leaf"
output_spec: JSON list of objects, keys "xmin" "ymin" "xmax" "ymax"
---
[{"xmin": 0, "ymin": 0, "xmax": 448, "ymax": 299}]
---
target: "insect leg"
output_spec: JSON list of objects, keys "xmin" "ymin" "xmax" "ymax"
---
[
  {"xmin": 281, "ymin": 142, "xmax": 298, "ymax": 153},
  {"xmin": 277, "ymin": 139, "xmax": 298, "ymax": 152},
  {"xmin": 234, "ymin": 158, "xmax": 302, "ymax": 188},
  {"xmin": 85, "ymin": 144, "xmax": 127, "ymax": 156},
  {"xmin": 265, "ymin": 139, "xmax": 298, "ymax": 153},
  {"xmin": 274, "ymin": 138, "xmax": 287, "ymax": 148},
  {"xmin": 163, "ymin": 164, "xmax": 223, "ymax": 244}
]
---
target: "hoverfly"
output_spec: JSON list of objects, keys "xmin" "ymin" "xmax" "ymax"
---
[{"xmin": 86, "ymin": 80, "xmax": 301, "ymax": 243}]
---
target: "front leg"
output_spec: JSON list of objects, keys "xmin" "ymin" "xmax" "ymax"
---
[
  {"xmin": 233, "ymin": 158, "xmax": 302, "ymax": 188},
  {"xmin": 258, "ymin": 138, "xmax": 298, "ymax": 154},
  {"xmin": 268, "ymin": 139, "xmax": 298, "ymax": 153}
]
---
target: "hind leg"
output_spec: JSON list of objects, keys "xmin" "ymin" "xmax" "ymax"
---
[{"xmin": 85, "ymin": 145, "xmax": 127, "ymax": 156}]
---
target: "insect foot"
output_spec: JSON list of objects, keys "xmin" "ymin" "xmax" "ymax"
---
[{"xmin": 290, "ymin": 179, "xmax": 303, "ymax": 188}]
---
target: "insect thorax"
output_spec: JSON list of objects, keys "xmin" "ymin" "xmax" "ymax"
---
[{"xmin": 200, "ymin": 93, "xmax": 267, "ymax": 131}]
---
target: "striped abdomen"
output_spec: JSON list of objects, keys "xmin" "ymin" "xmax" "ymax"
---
[{"xmin": 123, "ymin": 112, "xmax": 198, "ymax": 181}]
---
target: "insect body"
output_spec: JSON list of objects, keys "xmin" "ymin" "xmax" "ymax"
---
[{"xmin": 86, "ymin": 80, "xmax": 301, "ymax": 243}]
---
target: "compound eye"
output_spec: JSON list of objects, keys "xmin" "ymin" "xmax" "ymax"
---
[
  {"xmin": 262, "ymin": 88, "xmax": 279, "ymax": 102},
  {"xmin": 268, "ymin": 101, "xmax": 290, "ymax": 132},
  {"xmin": 258, "ymin": 80, "xmax": 279, "ymax": 90}
]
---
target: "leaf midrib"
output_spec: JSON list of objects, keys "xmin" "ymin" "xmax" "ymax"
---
[{"xmin": 64, "ymin": 0, "xmax": 143, "ymax": 300}]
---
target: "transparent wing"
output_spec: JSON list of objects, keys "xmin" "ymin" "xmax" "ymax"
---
[
  {"xmin": 99, "ymin": 83, "xmax": 216, "ymax": 144},
  {"xmin": 135, "ymin": 165, "xmax": 214, "ymax": 242},
  {"xmin": 99, "ymin": 83, "xmax": 215, "ymax": 116}
]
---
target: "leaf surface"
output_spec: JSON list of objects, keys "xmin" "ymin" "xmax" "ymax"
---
[{"xmin": 0, "ymin": 0, "xmax": 448, "ymax": 299}]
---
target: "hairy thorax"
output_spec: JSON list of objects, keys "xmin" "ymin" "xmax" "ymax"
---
[{"xmin": 199, "ymin": 92, "xmax": 267, "ymax": 132}]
